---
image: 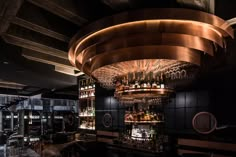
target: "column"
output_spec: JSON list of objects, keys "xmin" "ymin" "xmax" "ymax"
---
[
  {"xmin": 18, "ymin": 110, "xmax": 24, "ymax": 147},
  {"xmin": 0, "ymin": 111, "xmax": 2, "ymax": 132},
  {"xmin": 40, "ymin": 112, "xmax": 43, "ymax": 135},
  {"xmin": 11, "ymin": 112, "xmax": 14, "ymax": 131}
]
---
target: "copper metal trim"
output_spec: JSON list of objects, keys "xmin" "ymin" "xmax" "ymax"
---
[
  {"xmin": 115, "ymin": 88, "xmax": 174, "ymax": 99},
  {"xmin": 88, "ymin": 46, "xmax": 201, "ymax": 74},
  {"xmin": 68, "ymin": 8, "xmax": 234, "ymax": 87},
  {"xmin": 69, "ymin": 8, "xmax": 233, "ymax": 43}
]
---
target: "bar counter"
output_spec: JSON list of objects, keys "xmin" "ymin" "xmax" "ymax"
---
[{"xmin": 107, "ymin": 143, "xmax": 167, "ymax": 157}]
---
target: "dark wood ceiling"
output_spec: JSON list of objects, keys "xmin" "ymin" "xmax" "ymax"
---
[{"xmin": 0, "ymin": 0, "xmax": 236, "ymax": 97}]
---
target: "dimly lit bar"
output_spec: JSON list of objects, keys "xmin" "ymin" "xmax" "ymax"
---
[{"xmin": 0, "ymin": 0, "xmax": 236, "ymax": 157}]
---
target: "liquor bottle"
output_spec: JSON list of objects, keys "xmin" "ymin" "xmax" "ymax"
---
[
  {"xmin": 93, "ymin": 83, "xmax": 95, "ymax": 88},
  {"xmin": 146, "ymin": 74, "xmax": 151, "ymax": 88},
  {"xmin": 130, "ymin": 72, "xmax": 135, "ymax": 89},
  {"xmin": 152, "ymin": 81, "xmax": 158, "ymax": 88},
  {"xmin": 85, "ymin": 79, "xmax": 88, "ymax": 90},
  {"xmin": 139, "ymin": 72, "xmax": 144, "ymax": 88},
  {"xmin": 160, "ymin": 73, "xmax": 165, "ymax": 89},
  {"xmin": 135, "ymin": 80, "xmax": 140, "ymax": 88},
  {"xmin": 80, "ymin": 92, "xmax": 83, "ymax": 98},
  {"xmin": 80, "ymin": 80, "xmax": 84, "ymax": 91},
  {"xmin": 122, "ymin": 76, "xmax": 128, "ymax": 90},
  {"xmin": 90, "ymin": 91, "xmax": 95, "ymax": 97},
  {"xmin": 147, "ymin": 81, "xmax": 151, "ymax": 89},
  {"xmin": 88, "ymin": 79, "xmax": 92, "ymax": 89},
  {"xmin": 154, "ymin": 74, "xmax": 160, "ymax": 88}
]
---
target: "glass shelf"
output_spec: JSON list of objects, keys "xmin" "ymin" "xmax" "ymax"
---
[
  {"xmin": 125, "ymin": 120, "xmax": 164, "ymax": 124},
  {"xmin": 80, "ymin": 88, "xmax": 95, "ymax": 92},
  {"xmin": 79, "ymin": 115, "xmax": 95, "ymax": 117},
  {"xmin": 79, "ymin": 96, "xmax": 95, "ymax": 100},
  {"xmin": 78, "ymin": 78, "xmax": 96, "ymax": 131},
  {"xmin": 79, "ymin": 126, "xmax": 95, "ymax": 130}
]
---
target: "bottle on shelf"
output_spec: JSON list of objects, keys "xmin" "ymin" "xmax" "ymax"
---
[
  {"xmin": 92, "ymin": 79, "xmax": 95, "ymax": 88},
  {"xmin": 90, "ymin": 91, "xmax": 95, "ymax": 97},
  {"xmin": 84, "ymin": 79, "xmax": 88, "ymax": 90},
  {"xmin": 146, "ymin": 75, "xmax": 151, "ymax": 89},
  {"xmin": 134, "ymin": 80, "xmax": 140, "ymax": 88},
  {"xmin": 152, "ymin": 74, "xmax": 158, "ymax": 88},
  {"xmin": 88, "ymin": 79, "xmax": 93, "ymax": 89},
  {"xmin": 160, "ymin": 73, "xmax": 165, "ymax": 89},
  {"xmin": 140, "ymin": 73, "xmax": 146, "ymax": 88},
  {"xmin": 123, "ymin": 75, "xmax": 129, "ymax": 90},
  {"xmin": 80, "ymin": 80, "xmax": 84, "ymax": 91}
]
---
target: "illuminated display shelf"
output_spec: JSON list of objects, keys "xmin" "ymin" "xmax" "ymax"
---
[
  {"xmin": 79, "ymin": 78, "xmax": 96, "ymax": 131},
  {"xmin": 79, "ymin": 96, "xmax": 95, "ymax": 100},
  {"xmin": 117, "ymin": 88, "xmax": 173, "ymax": 93},
  {"xmin": 79, "ymin": 126, "xmax": 95, "ymax": 130},
  {"xmin": 125, "ymin": 120, "xmax": 164, "ymax": 124},
  {"xmin": 80, "ymin": 88, "xmax": 95, "ymax": 92},
  {"xmin": 115, "ymin": 87, "xmax": 174, "ymax": 100},
  {"xmin": 79, "ymin": 115, "xmax": 95, "ymax": 117}
]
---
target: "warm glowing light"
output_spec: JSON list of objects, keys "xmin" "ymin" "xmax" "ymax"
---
[{"xmin": 69, "ymin": 8, "xmax": 233, "ymax": 102}]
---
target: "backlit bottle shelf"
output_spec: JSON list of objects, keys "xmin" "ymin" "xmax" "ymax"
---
[
  {"xmin": 79, "ymin": 115, "xmax": 95, "ymax": 117},
  {"xmin": 79, "ymin": 126, "xmax": 95, "ymax": 130},
  {"xmin": 79, "ymin": 78, "xmax": 96, "ymax": 131},
  {"xmin": 54, "ymin": 116, "xmax": 63, "ymax": 119},
  {"xmin": 80, "ymin": 88, "xmax": 95, "ymax": 92},
  {"xmin": 125, "ymin": 120, "xmax": 164, "ymax": 124},
  {"xmin": 79, "ymin": 96, "xmax": 95, "ymax": 99}
]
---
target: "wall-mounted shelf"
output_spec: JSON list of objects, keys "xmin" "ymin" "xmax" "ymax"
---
[
  {"xmin": 79, "ymin": 78, "xmax": 96, "ymax": 131},
  {"xmin": 79, "ymin": 126, "xmax": 95, "ymax": 130},
  {"xmin": 79, "ymin": 96, "xmax": 95, "ymax": 100},
  {"xmin": 79, "ymin": 115, "xmax": 95, "ymax": 117},
  {"xmin": 80, "ymin": 88, "xmax": 95, "ymax": 92},
  {"xmin": 125, "ymin": 120, "xmax": 164, "ymax": 124}
]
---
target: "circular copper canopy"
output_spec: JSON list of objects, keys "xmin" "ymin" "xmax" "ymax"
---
[{"xmin": 69, "ymin": 8, "xmax": 233, "ymax": 86}]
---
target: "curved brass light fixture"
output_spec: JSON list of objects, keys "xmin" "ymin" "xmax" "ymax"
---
[{"xmin": 69, "ymin": 8, "xmax": 233, "ymax": 101}]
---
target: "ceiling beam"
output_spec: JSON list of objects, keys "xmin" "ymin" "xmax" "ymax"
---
[
  {"xmin": 0, "ymin": 0, "xmax": 24, "ymax": 34},
  {"xmin": 101, "ymin": 0, "xmax": 130, "ymax": 11},
  {"xmin": 22, "ymin": 50, "xmax": 76, "ymax": 70},
  {"xmin": 26, "ymin": 0, "xmax": 88, "ymax": 26},
  {"xmin": 12, "ymin": 17, "xmax": 70, "ymax": 42},
  {"xmin": 55, "ymin": 66, "xmax": 83, "ymax": 76},
  {"xmin": 2, "ymin": 34, "xmax": 68, "ymax": 59},
  {"xmin": 6, "ymin": 24, "xmax": 68, "ymax": 52},
  {"xmin": 0, "ymin": 81, "xmax": 26, "ymax": 90},
  {"xmin": 13, "ymin": 1, "xmax": 79, "ymax": 40},
  {"xmin": 21, "ymin": 49, "xmax": 72, "ymax": 67},
  {"xmin": 22, "ymin": 49, "xmax": 76, "ymax": 69}
]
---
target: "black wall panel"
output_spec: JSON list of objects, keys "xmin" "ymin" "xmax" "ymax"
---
[
  {"xmin": 94, "ymin": 81, "xmax": 236, "ymax": 140},
  {"xmin": 95, "ymin": 84, "xmax": 125, "ymax": 132},
  {"xmin": 164, "ymin": 91, "xmax": 209, "ymax": 134}
]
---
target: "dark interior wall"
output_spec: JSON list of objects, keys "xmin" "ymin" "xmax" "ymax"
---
[
  {"xmin": 94, "ymin": 73, "xmax": 236, "ymax": 141},
  {"xmin": 94, "ymin": 83, "xmax": 210, "ymax": 134},
  {"xmin": 165, "ymin": 87, "xmax": 236, "ymax": 143},
  {"xmin": 207, "ymin": 73, "xmax": 236, "ymax": 127},
  {"xmin": 164, "ymin": 91, "xmax": 209, "ymax": 135},
  {"xmin": 94, "ymin": 84, "xmax": 211, "ymax": 135},
  {"xmin": 94, "ymin": 85, "xmax": 236, "ymax": 139},
  {"xmin": 95, "ymin": 83, "xmax": 124, "ymax": 132}
]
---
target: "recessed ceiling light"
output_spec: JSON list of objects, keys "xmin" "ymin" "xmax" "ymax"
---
[{"xmin": 3, "ymin": 61, "xmax": 9, "ymax": 64}]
